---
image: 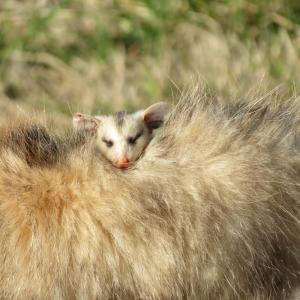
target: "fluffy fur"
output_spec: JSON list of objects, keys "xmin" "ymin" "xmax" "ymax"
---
[{"xmin": 0, "ymin": 87, "xmax": 299, "ymax": 299}]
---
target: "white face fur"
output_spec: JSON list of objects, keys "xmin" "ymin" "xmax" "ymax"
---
[
  {"xmin": 94, "ymin": 112, "xmax": 152, "ymax": 168},
  {"xmin": 73, "ymin": 102, "xmax": 171, "ymax": 169}
]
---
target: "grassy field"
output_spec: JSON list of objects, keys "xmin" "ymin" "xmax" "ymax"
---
[{"xmin": 0, "ymin": 0, "xmax": 300, "ymax": 128}]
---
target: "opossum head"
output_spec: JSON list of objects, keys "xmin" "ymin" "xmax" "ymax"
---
[{"xmin": 73, "ymin": 102, "xmax": 171, "ymax": 169}]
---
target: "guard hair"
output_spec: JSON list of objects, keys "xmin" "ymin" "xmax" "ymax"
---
[{"xmin": 0, "ymin": 86, "xmax": 299, "ymax": 299}]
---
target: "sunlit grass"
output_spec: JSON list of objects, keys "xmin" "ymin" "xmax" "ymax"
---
[{"xmin": 0, "ymin": 0, "xmax": 299, "ymax": 128}]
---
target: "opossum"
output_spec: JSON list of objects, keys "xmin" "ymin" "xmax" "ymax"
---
[
  {"xmin": 73, "ymin": 102, "xmax": 171, "ymax": 168},
  {"xmin": 0, "ymin": 87, "xmax": 299, "ymax": 299}
]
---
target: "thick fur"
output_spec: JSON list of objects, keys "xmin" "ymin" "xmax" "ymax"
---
[{"xmin": 0, "ymin": 87, "xmax": 299, "ymax": 299}]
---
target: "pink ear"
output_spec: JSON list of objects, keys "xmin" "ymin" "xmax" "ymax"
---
[
  {"xmin": 73, "ymin": 113, "xmax": 100, "ymax": 131},
  {"xmin": 73, "ymin": 112, "xmax": 84, "ymax": 123},
  {"xmin": 143, "ymin": 102, "xmax": 172, "ymax": 130}
]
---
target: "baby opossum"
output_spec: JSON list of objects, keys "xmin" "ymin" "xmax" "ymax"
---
[{"xmin": 73, "ymin": 102, "xmax": 171, "ymax": 169}]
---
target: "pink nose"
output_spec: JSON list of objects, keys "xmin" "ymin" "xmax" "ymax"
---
[{"xmin": 115, "ymin": 156, "xmax": 130, "ymax": 169}]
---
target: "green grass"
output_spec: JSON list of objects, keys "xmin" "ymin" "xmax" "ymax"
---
[{"xmin": 0, "ymin": 0, "xmax": 299, "ymax": 126}]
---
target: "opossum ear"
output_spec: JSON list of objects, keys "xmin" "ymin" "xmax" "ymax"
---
[
  {"xmin": 143, "ymin": 102, "xmax": 172, "ymax": 130},
  {"xmin": 73, "ymin": 113, "xmax": 101, "ymax": 131}
]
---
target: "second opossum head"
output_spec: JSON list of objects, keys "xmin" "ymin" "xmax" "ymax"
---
[{"xmin": 73, "ymin": 102, "xmax": 172, "ymax": 169}]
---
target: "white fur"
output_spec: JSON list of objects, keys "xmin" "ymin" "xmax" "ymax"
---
[{"xmin": 74, "ymin": 102, "xmax": 172, "ymax": 167}]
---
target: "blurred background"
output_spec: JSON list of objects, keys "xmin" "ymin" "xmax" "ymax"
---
[{"xmin": 0, "ymin": 0, "xmax": 300, "ymax": 128}]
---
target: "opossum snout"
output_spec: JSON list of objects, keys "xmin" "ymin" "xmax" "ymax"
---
[{"xmin": 114, "ymin": 156, "xmax": 131, "ymax": 169}]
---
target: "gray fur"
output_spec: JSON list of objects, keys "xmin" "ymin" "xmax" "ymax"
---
[{"xmin": 113, "ymin": 111, "xmax": 127, "ymax": 128}]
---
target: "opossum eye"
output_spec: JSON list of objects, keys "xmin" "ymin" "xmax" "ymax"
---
[
  {"xmin": 128, "ymin": 130, "xmax": 143, "ymax": 145},
  {"xmin": 128, "ymin": 137, "xmax": 135, "ymax": 145},
  {"xmin": 102, "ymin": 138, "xmax": 114, "ymax": 148}
]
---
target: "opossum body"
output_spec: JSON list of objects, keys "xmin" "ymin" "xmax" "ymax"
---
[
  {"xmin": 0, "ymin": 88, "xmax": 299, "ymax": 299},
  {"xmin": 73, "ymin": 102, "xmax": 171, "ymax": 168}
]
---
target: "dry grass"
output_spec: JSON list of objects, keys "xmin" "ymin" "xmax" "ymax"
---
[{"xmin": 0, "ymin": 0, "xmax": 300, "ymax": 129}]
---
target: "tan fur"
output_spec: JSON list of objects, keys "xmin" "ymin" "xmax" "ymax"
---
[{"xmin": 0, "ymin": 87, "xmax": 299, "ymax": 299}]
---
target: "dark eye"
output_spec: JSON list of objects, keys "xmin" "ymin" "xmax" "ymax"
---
[
  {"xmin": 128, "ymin": 137, "xmax": 135, "ymax": 145},
  {"xmin": 128, "ymin": 130, "xmax": 143, "ymax": 145},
  {"xmin": 102, "ymin": 138, "xmax": 114, "ymax": 148}
]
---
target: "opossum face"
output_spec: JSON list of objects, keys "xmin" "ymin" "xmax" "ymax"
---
[
  {"xmin": 73, "ymin": 102, "xmax": 171, "ymax": 169},
  {"xmin": 93, "ymin": 113, "xmax": 152, "ymax": 168}
]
